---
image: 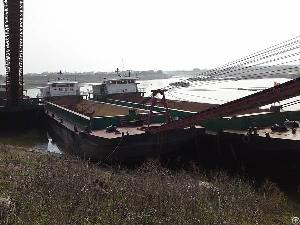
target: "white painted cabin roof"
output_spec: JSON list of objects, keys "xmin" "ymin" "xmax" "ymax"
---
[
  {"xmin": 47, "ymin": 80, "xmax": 78, "ymax": 85},
  {"xmin": 105, "ymin": 77, "xmax": 138, "ymax": 81}
]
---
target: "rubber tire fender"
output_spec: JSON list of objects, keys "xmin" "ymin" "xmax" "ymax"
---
[{"xmin": 242, "ymin": 135, "xmax": 250, "ymax": 143}]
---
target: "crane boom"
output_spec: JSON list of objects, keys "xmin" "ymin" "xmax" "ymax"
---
[{"xmin": 149, "ymin": 77, "xmax": 300, "ymax": 134}]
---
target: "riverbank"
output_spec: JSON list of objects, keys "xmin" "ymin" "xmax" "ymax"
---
[{"xmin": 0, "ymin": 144, "xmax": 296, "ymax": 224}]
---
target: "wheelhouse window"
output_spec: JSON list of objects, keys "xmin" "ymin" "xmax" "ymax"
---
[{"xmin": 57, "ymin": 84, "xmax": 68, "ymax": 88}]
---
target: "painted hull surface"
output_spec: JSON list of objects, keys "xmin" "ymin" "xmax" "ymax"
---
[
  {"xmin": 47, "ymin": 116, "xmax": 205, "ymax": 164},
  {"xmin": 217, "ymin": 131, "xmax": 300, "ymax": 173}
]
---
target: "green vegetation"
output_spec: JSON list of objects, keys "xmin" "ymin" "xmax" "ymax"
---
[{"xmin": 0, "ymin": 144, "xmax": 296, "ymax": 225}]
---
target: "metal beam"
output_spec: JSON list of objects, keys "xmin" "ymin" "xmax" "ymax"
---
[{"xmin": 150, "ymin": 77, "xmax": 300, "ymax": 133}]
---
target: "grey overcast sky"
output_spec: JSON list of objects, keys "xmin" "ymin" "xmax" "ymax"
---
[{"xmin": 0, "ymin": 0, "xmax": 300, "ymax": 74}]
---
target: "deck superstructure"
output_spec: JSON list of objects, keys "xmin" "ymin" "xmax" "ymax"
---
[
  {"xmin": 92, "ymin": 77, "xmax": 144, "ymax": 100},
  {"xmin": 39, "ymin": 80, "xmax": 80, "ymax": 98}
]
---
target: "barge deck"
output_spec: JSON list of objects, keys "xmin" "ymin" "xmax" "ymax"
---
[{"xmin": 44, "ymin": 99, "xmax": 206, "ymax": 163}]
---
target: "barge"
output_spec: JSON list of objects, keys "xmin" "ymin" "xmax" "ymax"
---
[
  {"xmin": 45, "ymin": 95, "xmax": 300, "ymax": 175},
  {"xmin": 42, "ymin": 75, "xmax": 300, "ymax": 177},
  {"xmin": 202, "ymin": 112, "xmax": 300, "ymax": 171},
  {"xmin": 0, "ymin": 101, "xmax": 44, "ymax": 129},
  {"xmin": 40, "ymin": 76, "xmax": 213, "ymax": 163},
  {"xmin": 0, "ymin": 83, "xmax": 43, "ymax": 129},
  {"xmin": 45, "ymin": 97, "xmax": 205, "ymax": 163}
]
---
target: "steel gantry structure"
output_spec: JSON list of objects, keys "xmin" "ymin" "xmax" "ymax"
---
[{"xmin": 3, "ymin": 0, "xmax": 24, "ymax": 105}]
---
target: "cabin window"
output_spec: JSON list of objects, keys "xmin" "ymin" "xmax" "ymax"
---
[
  {"xmin": 128, "ymin": 80, "xmax": 134, "ymax": 83},
  {"xmin": 117, "ymin": 81, "xmax": 122, "ymax": 84},
  {"xmin": 111, "ymin": 81, "xmax": 117, "ymax": 84},
  {"xmin": 59, "ymin": 88, "xmax": 62, "ymax": 91},
  {"xmin": 121, "ymin": 80, "xmax": 127, "ymax": 84},
  {"xmin": 57, "ymin": 84, "xmax": 67, "ymax": 88},
  {"xmin": 52, "ymin": 84, "xmax": 56, "ymax": 87},
  {"xmin": 69, "ymin": 84, "xmax": 74, "ymax": 87}
]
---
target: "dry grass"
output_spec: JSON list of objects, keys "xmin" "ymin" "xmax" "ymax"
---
[{"xmin": 0, "ymin": 144, "xmax": 294, "ymax": 225}]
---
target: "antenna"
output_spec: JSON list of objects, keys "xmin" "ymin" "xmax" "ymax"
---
[
  {"xmin": 115, "ymin": 68, "xmax": 120, "ymax": 77},
  {"xmin": 121, "ymin": 58, "xmax": 124, "ymax": 72}
]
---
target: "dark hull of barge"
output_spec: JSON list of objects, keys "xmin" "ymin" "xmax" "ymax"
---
[
  {"xmin": 0, "ymin": 104, "xmax": 44, "ymax": 129},
  {"xmin": 46, "ymin": 113, "xmax": 300, "ymax": 172},
  {"xmin": 212, "ymin": 131, "xmax": 300, "ymax": 189},
  {"xmin": 46, "ymin": 114, "xmax": 206, "ymax": 164},
  {"xmin": 220, "ymin": 131, "xmax": 300, "ymax": 167}
]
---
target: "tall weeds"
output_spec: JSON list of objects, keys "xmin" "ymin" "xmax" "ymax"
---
[{"xmin": 0, "ymin": 145, "xmax": 292, "ymax": 225}]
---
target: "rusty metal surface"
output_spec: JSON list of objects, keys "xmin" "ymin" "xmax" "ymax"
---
[
  {"xmin": 50, "ymin": 98, "xmax": 148, "ymax": 117},
  {"xmin": 4, "ymin": 0, "xmax": 24, "ymax": 105}
]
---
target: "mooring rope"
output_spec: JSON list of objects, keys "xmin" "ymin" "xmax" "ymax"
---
[{"xmin": 100, "ymin": 135, "xmax": 125, "ymax": 164}]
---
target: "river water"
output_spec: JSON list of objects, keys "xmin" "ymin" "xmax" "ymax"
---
[{"xmin": 0, "ymin": 128, "xmax": 61, "ymax": 154}]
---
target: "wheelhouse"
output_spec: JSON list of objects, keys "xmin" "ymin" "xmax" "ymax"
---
[
  {"xmin": 92, "ymin": 78, "xmax": 140, "ymax": 98},
  {"xmin": 39, "ymin": 81, "xmax": 80, "ymax": 98}
]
